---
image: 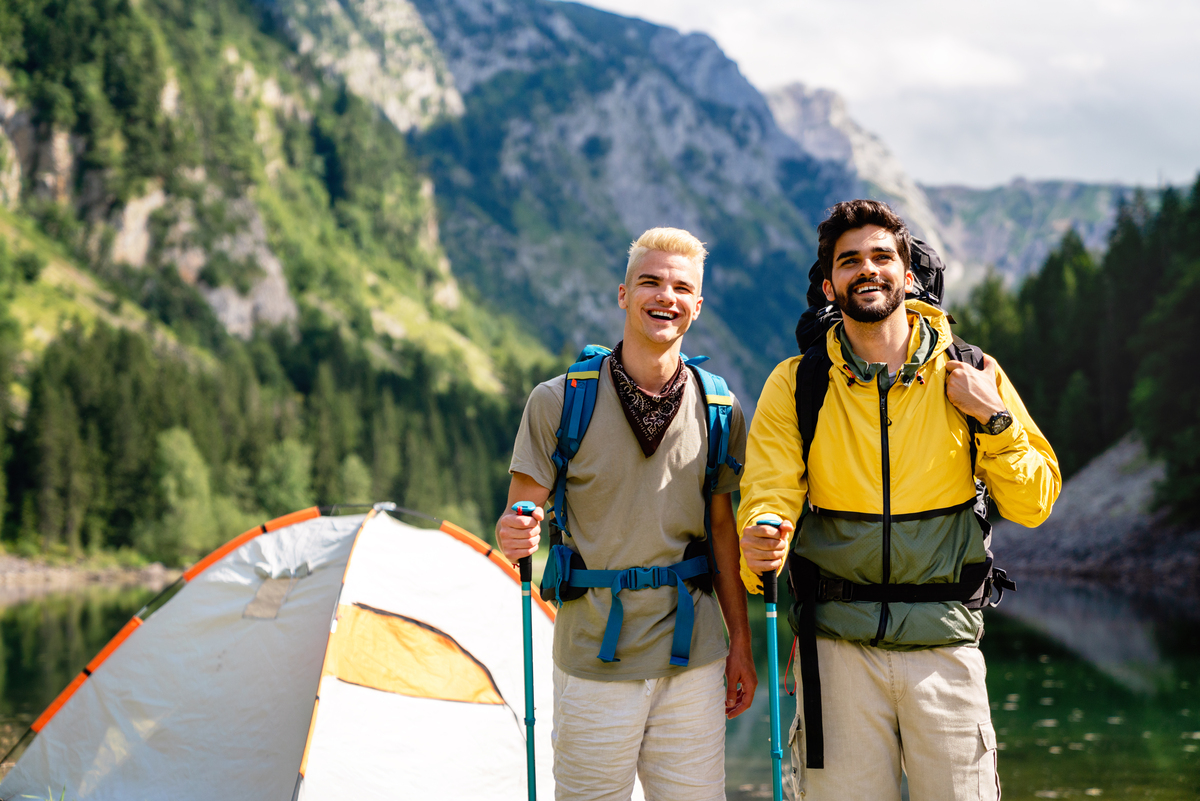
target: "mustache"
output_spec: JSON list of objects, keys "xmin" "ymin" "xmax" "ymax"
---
[{"xmin": 849, "ymin": 276, "xmax": 893, "ymax": 292}]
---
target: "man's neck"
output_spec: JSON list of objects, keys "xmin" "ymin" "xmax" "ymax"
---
[
  {"xmin": 618, "ymin": 332, "xmax": 681, "ymax": 395},
  {"xmin": 841, "ymin": 307, "xmax": 912, "ymax": 373}
]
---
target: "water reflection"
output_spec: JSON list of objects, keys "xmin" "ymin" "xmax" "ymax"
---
[{"xmin": 0, "ymin": 586, "xmax": 154, "ymax": 767}]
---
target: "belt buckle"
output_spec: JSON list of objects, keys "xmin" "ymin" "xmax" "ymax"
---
[
  {"xmin": 630, "ymin": 567, "xmax": 661, "ymax": 590},
  {"xmin": 819, "ymin": 578, "xmax": 849, "ymax": 601}
]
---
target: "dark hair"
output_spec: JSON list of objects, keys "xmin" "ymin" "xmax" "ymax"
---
[{"xmin": 816, "ymin": 199, "xmax": 911, "ymax": 281}]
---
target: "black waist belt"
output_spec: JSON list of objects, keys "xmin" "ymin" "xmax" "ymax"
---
[
  {"xmin": 816, "ymin": 576, "xmax": 977, "ymax": 603},
  {"xmin": 787, "ymin": 555, "xmax": 1014, "ymax": 771}
]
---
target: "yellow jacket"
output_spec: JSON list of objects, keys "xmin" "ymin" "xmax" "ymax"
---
[{"xmin": 738, "ymin": 301, "xmax": 1060, "ymax": 647}]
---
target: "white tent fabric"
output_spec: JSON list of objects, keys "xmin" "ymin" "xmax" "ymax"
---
[{"xmin": 0, "ymin": 510, "xmax": 557, "ymax": 801}]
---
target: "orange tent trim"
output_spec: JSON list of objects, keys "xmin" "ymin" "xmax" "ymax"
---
[{"xmin": 439, "ymin": 520, "xmax": 556, "ymax": 621}]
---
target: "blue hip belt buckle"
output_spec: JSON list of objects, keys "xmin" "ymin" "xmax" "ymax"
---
[{"xmin": 626, "ymin": 566, "xmax": 669, "ymax": 590}]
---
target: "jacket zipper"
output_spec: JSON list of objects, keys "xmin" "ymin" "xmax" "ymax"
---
[{"xmin": 873, "ymin": 369, "xmax": 891, "ymax": 646}]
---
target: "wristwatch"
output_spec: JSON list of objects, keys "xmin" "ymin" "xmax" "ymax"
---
[{"xmin": 983, "ymin": 410, "xmax": 1014, "ymax": 436}]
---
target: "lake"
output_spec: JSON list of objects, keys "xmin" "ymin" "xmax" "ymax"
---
[
  {"xmin": 727, "ymin": 578, "xmax": 1200, "ymax": 800},
  {"xmin": 1, "ymin": 579, "xmax": 1198, "ymax": 799}
]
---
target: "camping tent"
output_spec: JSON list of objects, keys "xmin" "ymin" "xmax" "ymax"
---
[{"xmin": 0, "ymin": 505, "xmax": 556, "ymax": 800}]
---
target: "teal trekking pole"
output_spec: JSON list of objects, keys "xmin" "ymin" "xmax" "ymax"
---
[
  {"xmin": 757, "ymin": 515, "xmax": 785, "ymax": 801},
  {"xmin": 513, "ymin": 501, "xmax": 539, "ymax": 801}
]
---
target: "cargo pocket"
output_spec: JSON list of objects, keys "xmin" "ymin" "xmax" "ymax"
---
[
  {"xmin": 788, "ymin": 713, "xmax": 806, "ymax": 799},
  {"xmin": 977, "ymin": 720, "xmax": 1000, "ymax": 800}
]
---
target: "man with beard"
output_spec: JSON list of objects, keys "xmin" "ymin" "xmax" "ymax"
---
[{"xmin": 738, "ymin": 200, "xmax": 1059, "ymax": 800}]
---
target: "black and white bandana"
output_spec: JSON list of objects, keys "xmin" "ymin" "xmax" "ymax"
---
[{"xmin": 609, "ymin": 341, "xmax": 689, "ymax": 457}]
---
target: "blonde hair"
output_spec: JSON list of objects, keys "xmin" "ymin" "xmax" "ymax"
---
[{"xmin": 624, "ymin": 227, "xmax": 707, "ymax": 287}]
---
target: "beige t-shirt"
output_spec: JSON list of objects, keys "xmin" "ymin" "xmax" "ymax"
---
[{"xmin": 511, "ymin": 358, "xmax": 746, "ymax": 681}]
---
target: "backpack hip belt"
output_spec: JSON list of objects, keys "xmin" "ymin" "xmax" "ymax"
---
[{"xmin": 545, "ymin": 548, "xmax": 710, "ymax": 666}]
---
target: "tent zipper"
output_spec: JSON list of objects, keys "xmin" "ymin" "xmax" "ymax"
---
[{"xmin": 872, "ymin": 370, "xmax": 891, "ymax": 646}]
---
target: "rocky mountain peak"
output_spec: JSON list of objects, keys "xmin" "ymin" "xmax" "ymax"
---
[{"xmin": 766, "ymin": 82, "xmax": 947, "ymax": 257}]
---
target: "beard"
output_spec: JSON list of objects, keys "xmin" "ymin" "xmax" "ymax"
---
[{"xmin": 834, "ymin": 277, "xmax": 906, "ymax": 323}]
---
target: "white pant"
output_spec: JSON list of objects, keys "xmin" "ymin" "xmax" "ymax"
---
[
  {"xmin": 791, "ymin": 638, "xmax": 1000, "ymax": 800},
  {"xmin": 552, "ymin": 659, "xmax": 727, "ymax": 801}
]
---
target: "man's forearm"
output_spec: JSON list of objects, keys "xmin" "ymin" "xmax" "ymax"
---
[{"xmin": 710, "ymin": 493, "xmax": 751, "ymax": 645}]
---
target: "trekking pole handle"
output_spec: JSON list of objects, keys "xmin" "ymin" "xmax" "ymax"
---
[
  {"xmin": 756, "ymin": 515, "xmax": 784, "ymax": 605},
  {"xmin": 513, "ymin": 502, "xmax": 537, "ymax": 583}
]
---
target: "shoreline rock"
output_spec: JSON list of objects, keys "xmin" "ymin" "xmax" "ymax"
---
[{"xmin": 0, "ymin": 556, "xmax": 180, "ymax": 607}]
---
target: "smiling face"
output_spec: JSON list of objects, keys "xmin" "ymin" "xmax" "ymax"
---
[
  {"xmin": 618, "ymin": 250, "xmax": 704, "ymax": 351},
  {"xmin": 823, "ymin": 225, "xmax": 914, "ymax": 323}
]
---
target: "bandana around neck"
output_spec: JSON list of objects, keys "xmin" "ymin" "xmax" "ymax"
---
[{"xmin": 609, "ymin": 341, "xmax": 689, "ymax": 457}]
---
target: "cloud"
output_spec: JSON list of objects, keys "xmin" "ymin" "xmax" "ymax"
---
[{"xmin": 573, "ymin": 0, "xmax": 1200, "ymax": 186}]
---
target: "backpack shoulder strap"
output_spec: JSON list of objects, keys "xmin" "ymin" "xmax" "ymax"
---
[
  {"xmin": 685, "ymin": 360, "xmax": 743, "ymax": 484},
  {"xmin": 550, "ymin": 352, "xmax": 608, "ymax": 537},
  {"xmin": 794, "ymin": 342, "xmax": 832, "ymax": 466},
  {"xmin": 685, "ymin": 359, "xmax": 742, "ymax": 578},
  {"xmin": 946, "ymin": 336, "xmax": 985, "ymax": 471},
  {"xmin": 948, "ymin": 335, "xmax": 985, "ymax": 369}
]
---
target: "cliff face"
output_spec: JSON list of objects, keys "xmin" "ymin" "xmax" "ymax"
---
[{"xmin": 259, "ymin": 0, "xmax": 464, "ymax": 133}]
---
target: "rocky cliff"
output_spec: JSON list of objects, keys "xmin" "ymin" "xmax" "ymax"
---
[{"xmin": 992, "ymin": 434, "xmax": 1200, "ymax": 603}]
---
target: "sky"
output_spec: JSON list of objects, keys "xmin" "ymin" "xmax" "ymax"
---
[{"xmin": 579, "ymin": 0, "xmax": 1200, "ymax": 188}]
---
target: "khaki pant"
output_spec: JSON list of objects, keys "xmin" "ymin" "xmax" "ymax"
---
[
  {"xmin": 552, "ymin": 659, "xmax": 727, "ymax": 801},
  {"xmin": 791, "ymin": 638, "xmax": 999, "ymax": 801}
]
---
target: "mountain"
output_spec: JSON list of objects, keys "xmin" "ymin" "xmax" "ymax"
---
[
  {"xmin": 922, "ymin": 179, "xmax": 1134, "ymax": 289},
  {"xmin": 765, "ymin": 82, "xmax": 1136, "ymax": 300},
  {"xmin": 361, "ymin": 0, "xmax": 862, "ymax": 398},
  {"xmin": 254, "ymin": 0, "xmax": 1143, "ymax": 396}
]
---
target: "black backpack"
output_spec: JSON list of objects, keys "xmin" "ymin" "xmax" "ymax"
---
[{"xmin": 786, "ymin": 238, "xmax": 1014, "ymax": 770}]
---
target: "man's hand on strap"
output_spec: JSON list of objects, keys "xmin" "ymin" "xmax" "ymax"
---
[{"xmin": 945, "ymin": 353, "xmax": 1006, "ymax": 425}]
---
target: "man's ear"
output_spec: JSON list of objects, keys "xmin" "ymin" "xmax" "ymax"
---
[
  {"xmin": 618, "ymin": 283, "xmax": 628, "ymax": 310},
  {"xmin": 823, "ymin": 278, "xmax": 835, "ymax": 303},
  {"xmin": 693, "ymin": 294, "xmax": 703, "ymax": 320},
  {"xmin": 904, "ymin": 270, "xmax": 915, "ymax": 293}
]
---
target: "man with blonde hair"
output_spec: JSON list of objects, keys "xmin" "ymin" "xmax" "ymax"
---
[{"xmin": 497, "ymin": 227, "xmax": 755, "ymax": 800}]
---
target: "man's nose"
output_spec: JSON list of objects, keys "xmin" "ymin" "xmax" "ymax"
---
[{"xmin": 859, "ymin": 258, "xmax": 884, "ymax": 276}]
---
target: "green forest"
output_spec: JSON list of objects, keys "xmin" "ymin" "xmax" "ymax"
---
[
  {"xmin": 953, "ymin": 178, "xmax": 1200, "ymax": 520},
  {"xmin": 0, "ymin": 0, "xmax": 561, "ymax": 566}
]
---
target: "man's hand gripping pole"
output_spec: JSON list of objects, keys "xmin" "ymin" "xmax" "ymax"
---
[
  {"xmin": 757, "ymin": 514, "xmax": 786, "ymax": 801},
  {"xmin": 513, "ymin": 501, "xmax": 538, "ymax": 801}
]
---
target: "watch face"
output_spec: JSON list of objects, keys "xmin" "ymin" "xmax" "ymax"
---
[{"xmin": 986, "ymin": 411, "xmax": 1014, "ymax": 435}]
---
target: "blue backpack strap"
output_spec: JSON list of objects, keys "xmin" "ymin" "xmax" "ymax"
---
[
  {"xmin": 550, "ymin": 350, "xmax": 609, "ymax": 538},
  {"xmin": 685, "ymin": 360, "xmax": 743, "ymax": 575}
]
